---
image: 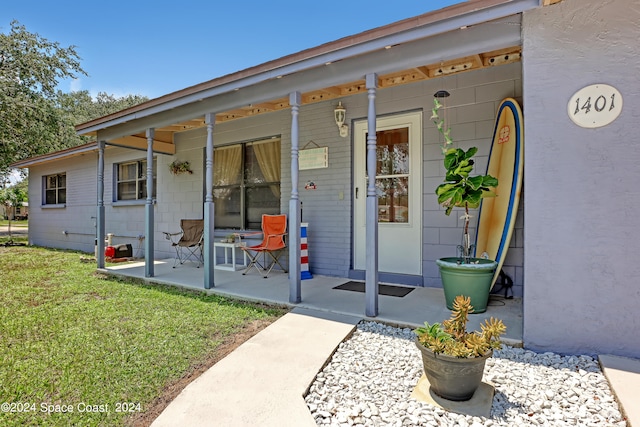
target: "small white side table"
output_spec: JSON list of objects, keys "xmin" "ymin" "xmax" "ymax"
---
[{"xmin": 214, "ymin": 241, "xmax": 248, "ymax": 271}]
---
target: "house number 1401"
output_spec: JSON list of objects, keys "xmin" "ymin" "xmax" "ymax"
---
[{"xmin": 567, "ymin": 84, "xmax": 623, "ymax": 129}]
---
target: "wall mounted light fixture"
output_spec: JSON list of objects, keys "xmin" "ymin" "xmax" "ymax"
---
[{"xmin": 334, "ymin": 101, "xmax": 348, "ymax": 137}]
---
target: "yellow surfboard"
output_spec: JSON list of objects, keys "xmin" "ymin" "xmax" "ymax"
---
[{"xmin": 474, "ymin": 98, "xmax": 524, "ymax": 288}]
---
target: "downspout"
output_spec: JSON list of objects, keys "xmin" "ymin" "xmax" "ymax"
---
[
  {"xmin": 365, "ymin": 73, "xmax": 379, "ymax": 317},
  {"xmin": 289, "ymin": 91, "xmax": 302, "ymax": 304}
]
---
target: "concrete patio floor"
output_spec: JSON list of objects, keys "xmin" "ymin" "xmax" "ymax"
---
[{"xmin": 102, "ymin": 258, "xmax": 523, "ymax": 344}]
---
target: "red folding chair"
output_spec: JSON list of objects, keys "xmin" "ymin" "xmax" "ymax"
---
[{"xmin": 240, "ymin": 214, "xmax": 287, "ymax": 278}]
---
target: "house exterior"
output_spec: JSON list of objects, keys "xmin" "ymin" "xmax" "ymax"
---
[
  {"xmin": 13, "ymin": 0, "xmax": 640, "ymax": 358},
  {"xmin": 1, "ymin": 201, "xmax": 28, "ymax": 220}
]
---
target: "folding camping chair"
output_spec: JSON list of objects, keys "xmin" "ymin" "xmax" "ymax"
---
[
  {"xmin": 239, "ymin": 214, "xmax": 288, "ymax": 278},
  {"xmin": 163, "ymin": 219, "xmax": 204, "ymax": 268}
]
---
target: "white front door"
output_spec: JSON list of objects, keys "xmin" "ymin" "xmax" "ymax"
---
[{"xmin": 353, "ymin": 111, "xmax": 422, "ymax": 275}]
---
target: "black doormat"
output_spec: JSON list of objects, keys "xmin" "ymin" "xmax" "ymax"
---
[{"xmin": 333, "ymin": 281, "xmax": 414, "ymax": 298}]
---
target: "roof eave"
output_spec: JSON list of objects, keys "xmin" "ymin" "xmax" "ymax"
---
[{"xmin": 11, "ymin": 142, "xmax": 98, "ymax": 169}]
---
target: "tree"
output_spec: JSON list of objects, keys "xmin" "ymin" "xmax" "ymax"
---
[
  {"xmin": 0, "ymin": 20, "xmax": 86, "ymax": 180},
  {"xmin": 55, "ymin": 90, "xmax": 149, "ymax": 146}
]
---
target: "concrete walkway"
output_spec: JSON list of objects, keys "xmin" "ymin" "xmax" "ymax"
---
[
  {"xmin": 599, "ymin": 355, "xmax": 640, "ymax": 427},
  {"xmin": 151, "ymin": 308, "xmax": 361, "ymax": 427}
]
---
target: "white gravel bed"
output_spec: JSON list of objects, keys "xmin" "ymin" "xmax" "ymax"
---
[{"xmin": 305, "ymin": 321, "xmax": 626, "ymax": 427}]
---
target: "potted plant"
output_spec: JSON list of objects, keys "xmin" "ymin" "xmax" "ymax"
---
[
  {"xmin": 169, "ymin": 160, "xmax": 193, "ymax": 175},
  {"xmin": 221, "ymin": 234, "xmax": 236, "ymax": 243},
  {"xmin": 432, "ymin": 97, "xmax": 499, "ymax": 313},
  {"xmin": 415, "ymin": 295, "xmax": 506, "ymax": 401}
]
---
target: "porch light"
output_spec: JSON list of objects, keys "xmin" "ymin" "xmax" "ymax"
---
[
  {"xmin": 334, "ymin": 101, "xmax": 348, "ymax": 137},
  {"xmin": 434, "ymin": 90, "xmax": 450, "ymax": 98}
]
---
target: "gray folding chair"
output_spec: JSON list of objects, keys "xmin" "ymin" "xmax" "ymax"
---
[{"xmin": 163, "ymin": 219, "xmax": 204, "ymax": 268}]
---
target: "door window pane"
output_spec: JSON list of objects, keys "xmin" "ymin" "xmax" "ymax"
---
[
  {"xmin": 376, "ymin": 177, "xmax": 409, "ymax": 223},
  {"xmin": 376, "ymin": 128, "xmax": 409, "ymax": 175},
  {"xmin": 367, "ymin": 127, "xmax": 410, "ymax": 224}
]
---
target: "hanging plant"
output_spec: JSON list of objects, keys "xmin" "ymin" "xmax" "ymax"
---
[{"xmin": 169, "ymin": 160, "xmax": 193, "ymax": 175}]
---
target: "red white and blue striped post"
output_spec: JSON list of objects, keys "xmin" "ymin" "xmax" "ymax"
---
[{"xmin": 300, "ymin": 222, "xmax": 312, "ymax": 280}]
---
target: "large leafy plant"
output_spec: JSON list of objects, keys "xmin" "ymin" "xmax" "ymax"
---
[
  {"xmin": 415, "ymin": 295, "xmax": 506, "ymax": 358},
  {"xmin": 431, "ymin": 98, "xmax": 498, "ymax": 261}
]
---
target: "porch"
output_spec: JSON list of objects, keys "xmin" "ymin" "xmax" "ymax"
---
[{"xmin": 102, "ymin": 260, "xmax": 523, "ymax": 344}]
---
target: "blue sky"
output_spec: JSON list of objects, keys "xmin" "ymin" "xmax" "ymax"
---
[{"xmin": 3, "ymin": 0, "xmax": 461, "ymax": 100}]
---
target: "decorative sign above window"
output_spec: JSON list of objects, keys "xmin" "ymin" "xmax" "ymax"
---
[
  {"xmin": 299, "ymin": 146, "xmax": 328, "ymax": 170},
  {"xmin": 567, "ymin": 84, "xmax": 623, "ymax": 128}
]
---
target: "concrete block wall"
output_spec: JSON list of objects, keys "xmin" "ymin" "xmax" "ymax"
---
[
  {"xmin": 27, "ymin": 153, "xmax": 98, "ymax": 253},
  {"xmin": 522, "ymin": 0, "xmax": 640, "ymax": 357},
  {"xmin": 26, "ymin": 147, "xmax": 149, "ymax": 255},
  {"xmin": 101, "ymin": 147, "xmax": 150, "ymax": 256},
  {"xmin": 287, "ymin": 101, "xmax": 353, "ymax": 277},
  {"xmin": 153, "ymin": 135, "xmax": 206, "ymax": 260}
]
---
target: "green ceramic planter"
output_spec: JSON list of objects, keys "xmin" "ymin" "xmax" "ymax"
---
[{"xmin": 436, "ymin": 257, "xmax": 498, "ymax": 313}]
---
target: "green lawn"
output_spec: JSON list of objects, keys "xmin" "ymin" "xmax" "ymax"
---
[
  {"xmin": 0, "ymin": 235, "xmax": 27, "ymax": 246},
  {"xmin": 0, "ymin": 245, "xmax": 287, "ymax": 426},
  {"xmin": 0, "ymin": 219, "xmax": 28, "ymax": 227}
]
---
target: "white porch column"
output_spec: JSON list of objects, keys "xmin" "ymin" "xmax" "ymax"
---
[
  {"xmin": 145, "ymin": 128, "xmax": 155, "ymax": 278},
  {"xmin": 96, "ymin": 140, "xmax": 106, "ymax": 269},
  {"xmin": 365, "ymin": 73, "xmax": 379, "ymax": 317},
  {"xmin": 204, "ymin": 113, "xmax": 215, "ymax": 289},
  {"xmin": 289, "ymin": 91, "xmax": 302, "ymax": 304}
]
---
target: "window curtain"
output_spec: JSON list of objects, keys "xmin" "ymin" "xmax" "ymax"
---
[
  {"xmin": 214, "ymin": 145, "xmax": 242, "ymax": 189},
  {"xmin": 253, "ymin": 140, "xmax": 281, "ymax": 198}
]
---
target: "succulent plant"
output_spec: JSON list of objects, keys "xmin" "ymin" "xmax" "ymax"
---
[{"xmin": 415, "ymin": 295, "xmax": 506, "ymax": 358}]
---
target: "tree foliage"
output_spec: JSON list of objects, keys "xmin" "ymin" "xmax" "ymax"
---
[
  {"xmin": 55, "ymin": 90, "xmax": 149, "ymax": 146},
  {"xmin": 0, "ymin": 20, "xmax": 86, "ymax": 178},
  {"xmin": 0, "ymin": 21, "xmax": 149, "ymax": 182},
  {"xmin": 0, "ymin": 185, "xmax": 27, "ymax": 218}
]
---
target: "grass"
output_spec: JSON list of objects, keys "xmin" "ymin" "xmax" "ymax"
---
[
  {"xmin": 0, "ymin": 235, "xmax": 28, "ymax": 246},
  {"xmin": 0, "ymin": 245, "xmax": 287, "ymax": 426},
  {"xmin": 0, "ymin": 219, "xmax": 27, "ymax": 247},
  {"xmin": 0, "ymin": 219, "xmax": 28, "ymax": 227}
]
